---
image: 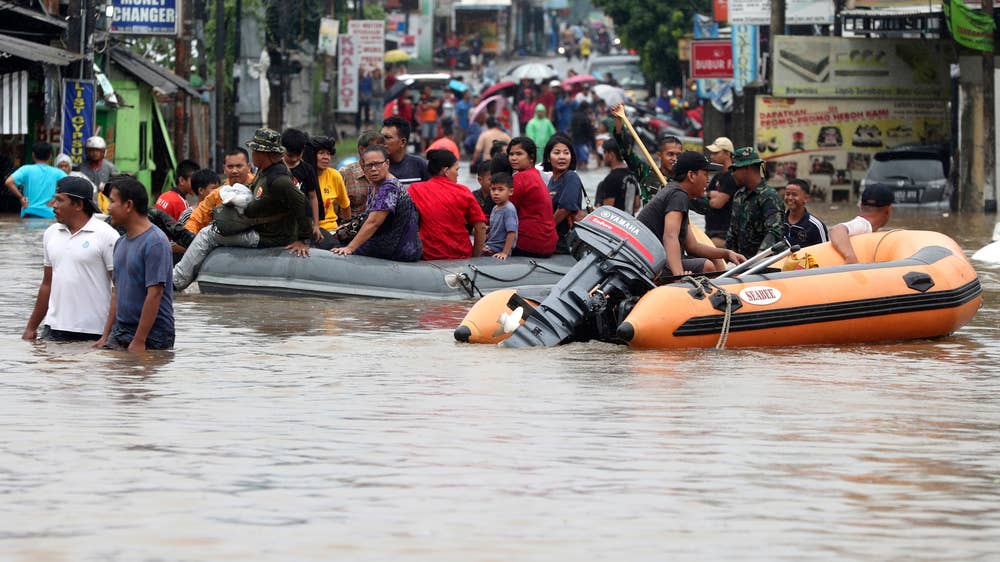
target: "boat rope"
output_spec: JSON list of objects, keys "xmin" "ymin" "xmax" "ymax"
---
[
  {"xmin": 871, "ymin": 229, "xmax": 904, "ymax": 263},
  {"xmin": 715, "ymin": 289, "xmax": 735, "ymax": 350},
  {"xmin": 681, "ymin": 275, "xmax": 736, "ymax": 350}
]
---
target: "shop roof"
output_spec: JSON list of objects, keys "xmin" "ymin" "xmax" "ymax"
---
[
  {"xmin": 0, "ymin": 33, "xmax": 82, "ymax": 65},
  {"xmin": 109, "ymin": 46, "xmax": 199, "ymax": 97},
  {"xmin": 454, "ymin": 0, "xmax": 511, "ymax": 10},
  {"xmin": 0, "ymin": 1, "xmax": 67, "ymax": 32}
]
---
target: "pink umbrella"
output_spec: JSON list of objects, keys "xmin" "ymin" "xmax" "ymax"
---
[
  {"xmin": 480, "ymin": 80, "xmax": 517, "ymax": 99},
  {"xmin": 469, "ymin": 94, "xmax": 507, "ymax": 122},
  {"xmin": 562, "ymin": 74, "xmax": 598, "ymax": 88}
]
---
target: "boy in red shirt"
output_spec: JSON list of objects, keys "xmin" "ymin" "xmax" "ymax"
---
[{"xmin": 155, "ymin": 160, "xmax": 199, "ymax": 221}]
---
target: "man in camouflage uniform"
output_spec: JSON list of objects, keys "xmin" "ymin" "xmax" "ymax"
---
[
  {"xmin": 726, "ymin": 147, "xmax": 784, "ymax": 258},
  {"xmin": 609, "ymin": 103, "xmax": 683, "ymax": 203},
  {"xmin": 173, "ymin": 128, "xmax": 312, "ymax": 290}
]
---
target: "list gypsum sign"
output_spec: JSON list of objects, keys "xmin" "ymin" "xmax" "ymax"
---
[{"xmin": 111, "ymin": 0, "xmax": 179, "ymax": 36}]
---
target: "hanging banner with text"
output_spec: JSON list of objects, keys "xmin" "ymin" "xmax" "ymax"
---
[
  {"xmin": 691, "ymin": 40, "xmax": 733, "ymax": 79},
  {"xmin": 728, "ymin": 0, "xmax": 833, "ymax": 25},
  {"xmin": 347, "ymin": 20, "xmax": 386, "ymax": 75},
  {"xmin": 772, "ymin": 36, "xmax": 952, "ymax": 99},
  {"xmin": 732, "ymin": 24, "xmax": 758, "ymax": 94},
  {"xmin": 754, "ymin": 96, "xmax": 948, "ymax": 192},
  {"xmin": 338, "ymin": 35, "xmax": 359, "ymax": 112},
  {"xmin": 942, "ymin": 0, "xmax": 995, "ymax": 52},
  {"xmin": 111, "ymin": 0, "xmax": 179, "ymax": 35},
  {"xmin": 318, "ymin": 17, "xmax": 339, "ymax": 56},
  {"xmin": 61, "ymin": 80, "xmax": 95, "ymax": 166}
]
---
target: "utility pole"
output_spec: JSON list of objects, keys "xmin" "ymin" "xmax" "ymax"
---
[
  {"xmin": 175, "ymin": 0, "xmax": 192, "ymax": 163},
  {"xmin": 232, "ymin": 0, "xmax": 242, "ymax": 147},
  {"xmin": 214, "ymin": 0, "xmax": 225, "ymax": 170},
  {"xmin": 983, "ymin": 0, "xmax": 997, "ymax": 213},
  {"xmin": 67, "ymin": 0, "xmax": 84, "ymax": 78},
  {"xmin": 769, "ymin": 0, "xmax": 785, "ymax": 87}
]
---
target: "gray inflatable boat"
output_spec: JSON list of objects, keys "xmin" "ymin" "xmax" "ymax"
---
[{"xmin": 193, "ymin": 247, "xmax": 577, "ymax": 300}]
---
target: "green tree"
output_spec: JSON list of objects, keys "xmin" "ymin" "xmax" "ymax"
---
[{"xmin": 593, "ymin": 0, "xmax": 710, "ymax": 86}]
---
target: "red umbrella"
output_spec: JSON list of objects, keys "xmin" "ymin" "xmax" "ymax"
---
[
  {"xmin": 562, "ymin": 74, "xmax": 597, "ymax": 88},
  {"xmin": 469, "ymin": 94, "xmax": 508, "ymax": 122},
  {"xmin": 480, "ymin": 80, "xmax": 517, "ymax": 99}
]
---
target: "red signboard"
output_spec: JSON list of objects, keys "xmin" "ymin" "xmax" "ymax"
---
[
  {"xmin": 690, "ymin": 40, "xmax": 733, "ymax": 79},
  {"xmin": 713, "ymin": 0, "xmax": 728, "ymax": 22}
]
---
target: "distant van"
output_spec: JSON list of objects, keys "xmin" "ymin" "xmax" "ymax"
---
[
  {"xmin": 860, "ymin": 145, "xmax": 953, "ymax": 208},
  {"xmin": 588, "ymin": 55, "xmax": 649, "ymax": 102}
]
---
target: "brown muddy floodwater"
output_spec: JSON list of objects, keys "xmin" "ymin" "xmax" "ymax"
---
[{"xmin": 1, "ymin": 202, "xmax": 998, "ymax": 561}]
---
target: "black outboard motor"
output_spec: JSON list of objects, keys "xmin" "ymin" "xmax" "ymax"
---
[{"xmin": 501, "ymin": 206, "xmax": 666, "ymax": 348}]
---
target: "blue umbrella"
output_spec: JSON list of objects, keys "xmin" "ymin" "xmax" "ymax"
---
[{"xmin": 448, "ymin": 79, "xmax": 469, "ymax": 93}]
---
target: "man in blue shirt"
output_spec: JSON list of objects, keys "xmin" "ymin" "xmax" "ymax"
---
[
  {"xmin": 381, "ymin": 116, "xmax": 430, "ymax": 188},
  {"xmin": 5, "ymin": 141, "xmax": 66, "ymax": 219},
  {"xmin": 455, "ymin": 91, "xmax": 473, "ymax": 145},
  {"xmin": 96, "ymin": 175, "xmax": 175, "ymax": 351}
]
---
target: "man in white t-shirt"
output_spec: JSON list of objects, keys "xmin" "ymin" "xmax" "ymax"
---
[
  {"xmin": 830, "ymin": 184, "xmax": 894, "ymax": 264},
  {"xmin": 22, "ymin": 176, "xmax": 120, "ymax": 341}
]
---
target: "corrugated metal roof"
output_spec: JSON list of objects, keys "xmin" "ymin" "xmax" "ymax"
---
[
  {"xmin": 109, "ymin": 46, "xmax": 198, "ymax": 97},
  {"xmin": 0, "ymin": 33, "xmax": 82, "ymax": 65},
  {"xmin": 0, "ymin": 1, "xmax": 68, "ymax": 30}
]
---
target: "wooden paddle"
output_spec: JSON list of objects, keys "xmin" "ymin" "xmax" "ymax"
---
[{"xmin": 610, "ymin": 103, "xmax": 667, "ymax": 187}]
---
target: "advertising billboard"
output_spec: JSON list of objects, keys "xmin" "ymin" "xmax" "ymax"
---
[
  {"xmin": 690, "ymin": 40, "xmax": 733, "ymax": 79},
  {"xmin": 754, "ymin": 96, "xmax": 948, "ymax": 193},
  {"xmin": 772, "ymin": 36, "xmax": 952, "ymax": 100},
  {"xmin": 111, "ymin": 0, "xmax": 179, "ymax": 35}
]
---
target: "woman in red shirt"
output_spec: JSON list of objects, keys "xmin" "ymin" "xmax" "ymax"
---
[
  {"xmin": 409, "ymin": 150, "xmax": 487, "ymax": 260},
  {"xmin": 506, "ymin": 137, "xmax": 558, "ymax": 257}
]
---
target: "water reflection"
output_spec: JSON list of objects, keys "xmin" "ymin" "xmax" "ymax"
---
[{"xmin": 1, "ymin": 211, "xmax": 998, "ymax": 560}]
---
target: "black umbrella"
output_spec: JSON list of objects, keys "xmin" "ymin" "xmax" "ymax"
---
[{"xmin": 384, "ymin": 78, "xmax": 415, "ymax": 103}]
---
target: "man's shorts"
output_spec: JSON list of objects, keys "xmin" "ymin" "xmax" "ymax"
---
[
  {"xmin": 104, "ymin": 323, "xmax": 175, "ymax": 350},
  {"xmin": 682, "ymin": 257, "xmax": 708, "ymax": 274},
  {"xmin": 470, "ymin": 54, "xmax": 482, "ymax": 66},
  {"xmin": 40, "ymin": 325, "xmax": 100, "ymax": 342},
  {"xmin": 419, "ymin": 122, "xmax": 437, "ymax": 141}
]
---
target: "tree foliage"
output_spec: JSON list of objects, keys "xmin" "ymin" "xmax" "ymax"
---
[{"xmin": 593, "ymin": 0, "xmax": 710, "ymax": 87}]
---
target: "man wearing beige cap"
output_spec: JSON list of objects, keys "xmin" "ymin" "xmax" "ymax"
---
[{"xmin": 702, "ymin": 136, "xmax": 738, "ymax": 248}]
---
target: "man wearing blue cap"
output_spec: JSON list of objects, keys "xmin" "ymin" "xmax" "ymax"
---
[
  {"xmin": 830, "ymin": 184, "xmax": 894, "ymax": 264},
  {"xmin": 22, "ymin": 176, "xmax": 120, "ymax": 341}
]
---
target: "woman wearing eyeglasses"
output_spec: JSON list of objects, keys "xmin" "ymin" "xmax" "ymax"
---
[
  {"xmin": 331, "ymin": 146, "xmax": 422, "ymax": 261},
  {"xmin": 506, "ymin": 137, "xmax": 557, "ymax": 258}
]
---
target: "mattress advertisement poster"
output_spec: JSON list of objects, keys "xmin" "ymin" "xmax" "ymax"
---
[
  {"xmin": 772, "ymin": 36, "xmax": 952, "ymax": 100},
  {"xmin": 754, "ymin": 97, "xmax": 948, "ymax": 194}
]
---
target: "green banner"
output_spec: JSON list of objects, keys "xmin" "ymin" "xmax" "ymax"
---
[{"xmin": 943, "ymin": 0, "xmax": 995, "ymax": 52}]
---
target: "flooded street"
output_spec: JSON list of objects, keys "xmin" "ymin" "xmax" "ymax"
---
[{"xmin": 2, "ymin": 207, "xmax": 999, "ymax": 561}]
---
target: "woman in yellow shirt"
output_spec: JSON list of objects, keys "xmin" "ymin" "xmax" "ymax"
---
[{"xmin": 312, "ymin": 136, "xmax": 352, "ymax": 250}]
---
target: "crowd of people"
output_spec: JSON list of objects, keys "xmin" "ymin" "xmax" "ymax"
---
[{"xmin": 11, "ymin": 88, "xmax": 896, "ymax": 352}]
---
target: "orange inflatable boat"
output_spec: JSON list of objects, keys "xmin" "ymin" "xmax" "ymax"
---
[{"xmin": 456, "ymin": 229, "xmax": 982, "ymax": 349}]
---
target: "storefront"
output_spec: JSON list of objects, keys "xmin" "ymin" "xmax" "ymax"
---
[{"xmin": 452, "ymin": 0, "xmax": 511, "ymax": 55}]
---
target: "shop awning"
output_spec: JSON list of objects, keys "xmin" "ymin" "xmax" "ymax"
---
[
  {"xmin": 455, "ymin": 0, "xmax": 511, "ymax": 10},
  {"xmin": 1, "ymin": 70, "xmax": 27, "ymax": 135},
  {"xmin": 109, "ymin": 46, "xmax": 199, "ymax": 97},
  {"xmin": 0, "ymin": 33, "xmax": 83, "ymax": 66}
]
